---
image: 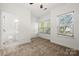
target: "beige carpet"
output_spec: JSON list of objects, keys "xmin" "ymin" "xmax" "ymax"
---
[{"xmin": 0, "ymin": 37, "xmax": 79, "ymax": 56}]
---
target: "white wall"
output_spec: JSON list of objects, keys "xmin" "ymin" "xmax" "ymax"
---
[
  {"xmin": 51, "ymin": 4, "xmax": 79, "ymax": 50},
  {"xmin": 0, "ymin": 3, "xmax": 32, "ymax": 47},
  {"xmin": 38, "ymin": 34, "xmax": 50, "ymax": 39},
  {"xmin": 31, "ymin": 16, "xmax": 38, "ymax": 38},
  {"xmin": 0, "ymin": 10, "xmax": 1, "ymax": 46}
]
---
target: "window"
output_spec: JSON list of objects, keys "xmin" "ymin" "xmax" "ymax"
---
[
  {"xmin": 57, "ymin": 11, "xmax": 74, "ymax": 37},
  {"xmin": 39, "ymin": 20, "xmax": 50, "ymax": 34}
]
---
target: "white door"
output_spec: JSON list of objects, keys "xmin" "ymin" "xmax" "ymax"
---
[{"xmin": 1, "ymin": 12, "xmax": 17, "ymax": 45}]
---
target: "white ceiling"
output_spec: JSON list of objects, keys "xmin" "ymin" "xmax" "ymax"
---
[{"xmin": 24, "ymin": 3, "xmax": 60, "ymax": 18}]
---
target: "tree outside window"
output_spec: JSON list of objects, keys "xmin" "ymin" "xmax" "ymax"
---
[{"xmin": 39, "ymin": 20, "xmax": 50, "ymax": 34}]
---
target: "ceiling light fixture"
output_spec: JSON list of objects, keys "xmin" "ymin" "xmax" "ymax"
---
[
  {"xmin": 29, "ymin": 3, "xmax": 34, "ymax": 5},
  {"xmin": 40, "ymin": 4, "xmax": 43, "ymax": 8},
  {"xmin": 29, "ymin": 3, "xmax": 47, "ymax": 10}
]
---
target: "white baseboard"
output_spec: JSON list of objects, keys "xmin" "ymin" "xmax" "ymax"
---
[{"xmin": 0, "ymin": 39, "xmax": 31, "ymax": 49}]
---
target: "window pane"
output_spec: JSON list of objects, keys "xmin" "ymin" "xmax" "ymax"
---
[{"xmin": 39, "ymin": 20, "xmax": 50, "ymax": 34}]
